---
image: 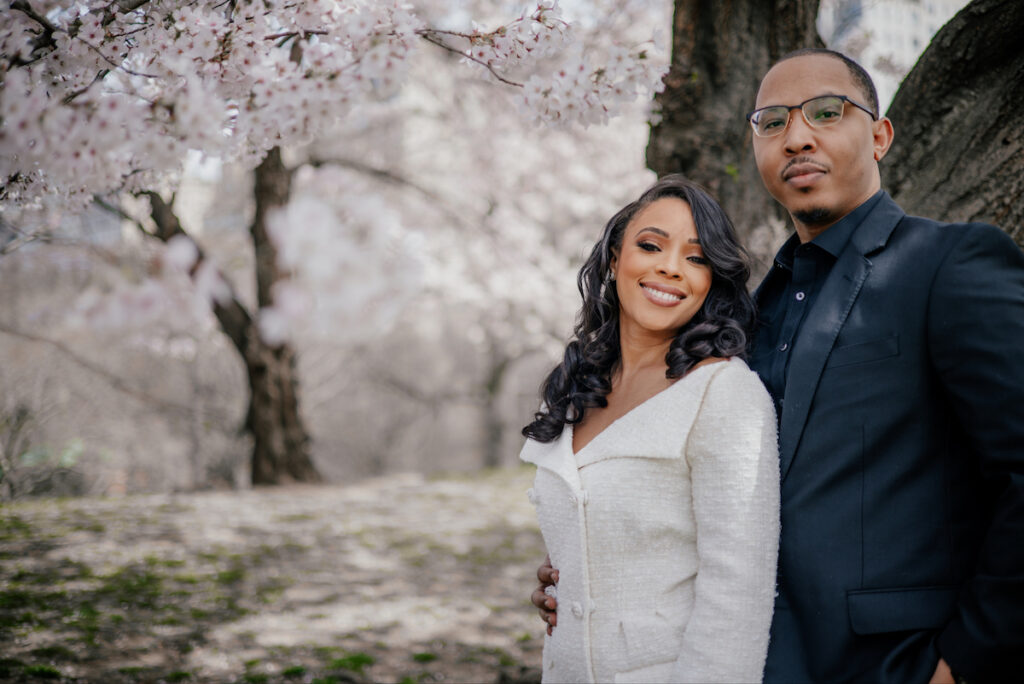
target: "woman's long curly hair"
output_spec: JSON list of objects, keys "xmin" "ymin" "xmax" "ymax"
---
[{"xmin": 522, "ymin": 174, "xmax": 755, "ymax": 443}]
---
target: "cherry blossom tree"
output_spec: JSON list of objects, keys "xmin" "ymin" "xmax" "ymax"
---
[{"xmin": 0, "ymin": 0, "xmax": 667, "ymax": 484}]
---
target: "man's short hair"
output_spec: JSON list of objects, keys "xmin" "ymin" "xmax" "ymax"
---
[{"xmin": 776, "ymin": 48, "xmax": 880, "ymax": 118}]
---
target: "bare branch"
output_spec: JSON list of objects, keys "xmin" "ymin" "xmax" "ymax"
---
[
  {"xmin": 418, "ymin": 30, "xmax": 523, "ymax": 87},
  {"xmin": 92, "ymin": 194, "xmax": 151, "ymax": 236},
  {"xmin": 94, "ymin": 193, "xmax": 255, "ymax": 355},
  {"xmin": 0, "ymin": 323, "xmax": 232, "ymax": 422},
  {"xmin": 0, "ymin": 218, "xmax": 51, "ymax": 255},
  {"xmin": 101, "ymin": 0, "xmax": 152, "ymax": 26},
  {"xmin": 10, "ymin": 0, "xmax": 58, "ymax": 32},
  {"xmin": 7, "ymin": 0, "xmax": 59, "ymax": 66},
  {"xmin": 305, "ymin": 155, "xmax": 481, "ymax": 236}
]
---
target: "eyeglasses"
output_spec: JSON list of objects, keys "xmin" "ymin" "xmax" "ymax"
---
[{"xmin": 747, "ymin": 94, "xmax": 877, "ymax": 138}]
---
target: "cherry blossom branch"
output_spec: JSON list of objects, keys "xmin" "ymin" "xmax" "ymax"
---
[{"xmin": 418, "ymin": 30, "xmax": 523, "ymax": 87}]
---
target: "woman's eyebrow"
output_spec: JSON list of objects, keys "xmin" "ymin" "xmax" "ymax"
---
[{"xmin": 636, "ymin": 226, "xmax": 669, "ymax": 238}]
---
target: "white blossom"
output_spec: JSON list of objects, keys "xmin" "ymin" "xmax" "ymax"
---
[{"xmin": 0, "ymin": 1, "xmax": 666, "ymax": 209}]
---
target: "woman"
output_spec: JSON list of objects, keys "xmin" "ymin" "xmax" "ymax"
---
[{"xmin": 520, "ymin": 175, "xmax": 779, "ymax": 683}]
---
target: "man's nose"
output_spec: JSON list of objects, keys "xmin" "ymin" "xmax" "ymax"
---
[{"xmin": 783, "ymin": 111, "xmax": 817, "ymax": 154}]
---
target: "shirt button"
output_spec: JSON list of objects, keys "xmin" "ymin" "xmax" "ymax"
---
[
  {"xmin": 571, "ymin": 601, "xmax": 584, "ymax": 618},
  {"xmin": 779, "ymin": 342, "xmax": 789, "ymax": 352},
  {"xmin": 795, "ymin": 291, "xmax": 806, "ymax": 301}
]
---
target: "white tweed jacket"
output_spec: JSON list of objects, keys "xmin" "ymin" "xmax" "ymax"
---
[{"xmin": 520, "ymin": 358, "xmax": 779, "ymax": 683}]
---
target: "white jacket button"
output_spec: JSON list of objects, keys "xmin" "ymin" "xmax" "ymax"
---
[
  {"xmin": 571, "ymin": 601, "xmax": 584, "ymax": 618},
  {"xmin": 568, "ymin": 493, "xmax": 577, "ymax": 504}
]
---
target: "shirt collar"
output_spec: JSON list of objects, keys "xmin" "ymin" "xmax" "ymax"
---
[{"xmin": 772, "ymin": 189, "xmax": 886, "ymax": 270}]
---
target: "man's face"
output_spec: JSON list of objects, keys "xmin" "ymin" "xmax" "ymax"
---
[{"xmin": 752, "ymin": 54, "xmax": 893, "ymax": 235}]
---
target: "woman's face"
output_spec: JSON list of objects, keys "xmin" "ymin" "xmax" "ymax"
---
[{"xmin": 610, "ymin": 197, "xmax": 712, "ymax": 341}]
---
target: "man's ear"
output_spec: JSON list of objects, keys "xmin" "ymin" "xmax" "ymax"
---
[{"xmin": 873, "ymin": 116, "xmax": 895, "ymax": 162}]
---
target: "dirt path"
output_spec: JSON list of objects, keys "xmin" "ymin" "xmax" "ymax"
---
[{"xmin": 0, "ymin": 468, "xmax": 546, "ymax": 683}]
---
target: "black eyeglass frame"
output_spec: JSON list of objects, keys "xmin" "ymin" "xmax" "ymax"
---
[{"xmin": 746, "ymin": 94, "xmax": 878, "ymax": 137}]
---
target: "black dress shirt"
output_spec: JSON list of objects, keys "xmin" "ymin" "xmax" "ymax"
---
[{"xmin": 751, "ymin": 191, "xmax": 885, "ymax": 418}]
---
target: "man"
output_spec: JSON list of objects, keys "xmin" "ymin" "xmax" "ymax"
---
[{"xmin": 533, "ymin": 49, "xmax": 1024, "ymax": 682}]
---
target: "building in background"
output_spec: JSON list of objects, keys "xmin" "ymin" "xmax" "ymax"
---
[{"xmin": 818, "ymin": 0, "xmax": 970, "ymax": 112}]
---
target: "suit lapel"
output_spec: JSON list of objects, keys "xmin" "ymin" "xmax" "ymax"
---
[
  {"xmin": 777, "ymin": 249, "xmax": 870, "ymax": 480},
  {"xmin": 776, "ymin": 193, "xmax": 905, "ymax": 481}
]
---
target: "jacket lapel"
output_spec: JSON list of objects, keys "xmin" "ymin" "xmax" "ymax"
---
[
  {"xmin": 776, "ymin": 193, "xmax": 905, "ymax": 481},
  {"xmin": 519, "ymin": 428, "xmax": 582, "ymax": 491}
]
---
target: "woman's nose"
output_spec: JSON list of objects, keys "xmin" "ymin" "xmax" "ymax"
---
[{"xmin": 657, "ymin": 257, "xmax": 683, "ymax": 279}]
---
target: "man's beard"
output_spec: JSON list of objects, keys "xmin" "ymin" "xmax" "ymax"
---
[{"xmin": 793, "ymin": 207, "xmax": 835, "ymax": 225}]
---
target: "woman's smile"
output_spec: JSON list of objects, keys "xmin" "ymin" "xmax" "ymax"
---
[{"xmin": 640, "ymin": 282, "xmax": 686, "ymax": 306}]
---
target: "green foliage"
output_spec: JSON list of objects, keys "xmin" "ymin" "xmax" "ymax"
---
[
  {"xmin": 0, "ymin": 514, "xmax": 33, "ymax": 540},
  {"xmin": 0, "ymin": 658, "xmax": 26, "ymax": 679},
  {"xmin": 242, "ymin": 674, "xmax": 269, "ymax": 684},
  {"xmin": 117, "ymin": 666, "xmax": 146, "ymax": 675},
  {"xmin": 328, "ymin": 652, "xmax": 375, "ymax": 674},
  {"xmin": 411, "ymin": 652, "xmax": 438, "ymax": 663},
  {"xmin": 22, "ymin": 664, "xmax": 62, "ymax": 679},
  {"xmin": 164, "ymin": 672, "xmax": 193, "ymax": 682},
  {"xmin": 282, "ymin": 665, "xmax": 307, "ymax": 678},
  {"xmin": 97, "ymin": 566, "xmax": 164, "ymax": 609}
]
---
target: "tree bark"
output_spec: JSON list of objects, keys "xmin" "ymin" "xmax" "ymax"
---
[
  {"xmin": 647, "ymin": 0, "xmax": 823, "ymax": 274},
  {"xmin": 247, "ymin": 148, "xmax": 320, "ymax": 485},
  {"xmin": 882, "ymin": 0, "xmax": 1024, "ymax": 246},
  {"xmin": 143, "ymin": 148, "xmax": 320, "ymax": 486}
]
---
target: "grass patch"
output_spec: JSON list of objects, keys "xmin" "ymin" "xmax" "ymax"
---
[
  {"xmin": 283, "ymin": 665, "xmax": 307, "ymax": 678},
  {"xmin": 117, "ymin": 666, "xmax": 146, "ymax": 675},
  {"xmin": 22, "ymin": 664, "xmax": 62, "ymax": 679},
  {"xmin": 412, "ymin": 652, "xmax": 438, "ymax": 663},
  {"xmin": 215, "ymin": 567, "xmax": 246, "ymax": 585},
  {"xmin": 0, "ymin": 659, "xmax": 26, "ymax": 678},
  {"xmin": 0, "ymin": 514, "xmax": 32, "ymax": 539},
  {"xmin": 96, "ymin": 566, "xmax": 164, "ymax": 609},
  {"xmin": 328, "ymin": 652, "xmax": 375, "ymax": 675},
  {"xmin": 164, "ymin": 671, "xmax": 193, "ymax": 682}
]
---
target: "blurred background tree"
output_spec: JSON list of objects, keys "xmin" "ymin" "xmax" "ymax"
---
[
  {"xmin": 3, "ymin": 0, "xmax": 1018, "ymax": 498},
  {"xmin": 0, "ymin": 0, "xmax": 668, "ymax": 493}
]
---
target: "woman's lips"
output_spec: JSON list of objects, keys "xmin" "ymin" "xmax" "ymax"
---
[{"xmin": 640, "ymin": 282, "xmax": 685, "ymax": 307}]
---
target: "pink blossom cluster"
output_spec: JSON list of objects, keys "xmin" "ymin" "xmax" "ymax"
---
[{"xmin": 0, "ymin": 1, "xmax": 666, "ymax": 210}]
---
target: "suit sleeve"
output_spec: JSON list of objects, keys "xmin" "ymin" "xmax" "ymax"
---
[
  {"xmin": 928, "ymin": 224, "xmax": 1024, "ymax": 679},
  {"xmin": 671, "ymin": 363, "xmax": 780, "ymax": 683}
]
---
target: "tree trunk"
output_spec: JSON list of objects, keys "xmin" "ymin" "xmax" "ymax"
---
[
  {"xmin": 481, "ymin": 346, "xmax": 511, "ymax": 470},
  {"xmin": 247, "ymin": 148, "xmax": 320, "ymax": 485},
  {"xmin": 647, "ymin": 0, "xmax": 823, "ymax": 274},
  {"xmin": 882, "ymin": 0, "xmax": 1024, "ymax": 246},
  {"xmin": 144, "ymin": 148, "xmax": 320, "ymax": 486}
]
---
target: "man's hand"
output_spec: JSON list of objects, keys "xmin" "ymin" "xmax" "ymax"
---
[
  {"xmin": 531, "ymin": 554, "xmax": 559, "ymax": 636},
  {"xmin": 929, "ymin": 657, "xmax": 955, "ymax": 684}
]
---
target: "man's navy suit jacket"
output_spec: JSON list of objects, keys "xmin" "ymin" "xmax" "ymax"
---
[{"xmin": 751, "ymin": 193, "xmax": 1024, "ymax": 683}]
